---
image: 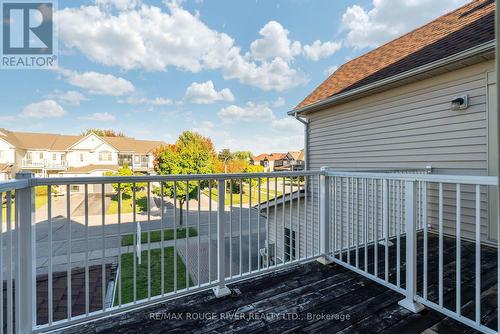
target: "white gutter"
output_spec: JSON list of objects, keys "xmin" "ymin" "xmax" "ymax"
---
[
  {"xmin": 293, "ymin": 112, "xmax": 309, "ymax": 171},
  {"xmin": 288, "ymin": 40, "xmax": 495, "ymax": 116}
]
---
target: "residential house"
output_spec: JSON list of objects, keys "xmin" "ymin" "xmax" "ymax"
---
[
  {"xmin": 252, "ymin": 152, "xmax": 304, "ymax": 172},
  {"xmin": 266, "ymin": 0, "xmax": 498, "ymax": 261},
  {"xmin": 0, "ymin": 128, "xmax": 166, "ymax": 182}
]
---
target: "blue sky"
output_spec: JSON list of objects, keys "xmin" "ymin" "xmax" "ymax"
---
[{"xmin": 0, "ymin": 0, "xmax": 469, "ymax": 154}]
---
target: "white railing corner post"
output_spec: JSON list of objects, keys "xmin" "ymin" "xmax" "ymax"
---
[
  {"xmin": 213, "ymin": 179, "xmax": 231, "ymax": 298},
  {"xmin": 318, "ymin": 167, "xmax": 332, "ymax": 265},
  {"xmin": 16, "ymin": 172, "xmax": 35, "ymax": 333},
  {"xmin": 398, "ymin": 180, "xmax": 424, "ymax": 313}
]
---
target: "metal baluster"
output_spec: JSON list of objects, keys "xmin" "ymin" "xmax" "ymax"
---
[
  {"xmin": 438, "ymin": 183, "xmax": 443, "ymax": 307},
  {"xmin": 101, "ymin": 184, "xmax": 106, "ymax": 309},
  {"xmin": 475, "ymin": 184, "xmax": 481, "ymax": 324},
  {"xmin": 249, "ymin": 179, "xmax": 252, "ymax": 272},
  {"xmin": 160, "ymin": 183, "xmax": 164, "ymax": 296},
  {"xmin": 118, "ymin": 184, "xmax": 122, "ymax": 305},
  {"xmin": 456, "ymin": 184, "xmax": 461, "ymax": 316},
  {"xmin": 266, "ymin": 177, "xmax": 270, "ymax": 269},
  {"xmin": 274, "ymin": 177, "xmax": 278, "ymax": 266},
  {"xmin": 229, "ymin": 180, "xmax": 233, "ymax": 278},
  {"xmin": 185, "ymin": 180, "xmax": 189, "ymax": 289},
  {"xmin": 383, "ymin": 179, "xmax": 389, "ymax": 282},
  {"xmin": 282, "ymin": 177, "xmax": 286, "ymax": 263},
  {"xmin": 297, "ymin": 177, "xmax": 301, "ymax": 261},
  {"xmin": 239, "ymin": 178, "xmax": 243, "ymax": 275},
  {"xmin": 257, "ymin": 177, "xmax": 261, "ymax": 270},
  {"xmin": 364, "ymin": 179, "xmax": 368, "ymax": 272},
  {"xmin": 66, "ymin": 185, "xmax": 72, "ymax": 318},
  {"xmin": 396, "ymin": 180, "xmax": 401, "ymax": 288},
  {"xmin": 173, "ymin": 181, "xmax": 177, "ymax": 291},
  {"xmin": 147, "ymin": 183, "xmax": 151, "ymax": 299},
  {"xmin": 423, "ymin": 181, "xmax": 428, "ymax": 299},
  {"xmin": 347, "ymin": 178, "xmax": 350, "ymax": 265},
  {"xmin": 197, "ymin": 180, "xmax": 201, "ymax": 287},
  {"xmin": 374, "ymin": 180, "xmax": 378, "ymax": 277},
  {"xmin": 6, "ymin": 192, "xmax": 12, "ymax": 334},
  {"xmin": 48, "ymin": 187, "xmax": 53, "ymax": 323},
  {"xmin": 355, "ymin": 178, "xmax": 359, "ymax": 269},
  {"xmin": 340, "ymin": 177, "xmax": 344, "ymax": 262},
  {"xmin": 208, "ymin": 181, "xmax": 212, "ymax": 283},
  {"xmin": 84, "ymin": 185, "xmax": 89, "ymax": 313},
  {"xmin": 133, "ymin": 183, "xmax": 137, "ymax": 302}
]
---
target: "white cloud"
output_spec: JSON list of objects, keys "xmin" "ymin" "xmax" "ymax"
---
[
  {"xmin": 272, "ymin": 97, "xmax": 286, "ymax": 108},
  {"xmin": 58, "ymin": 69, "xmax": 135, "ymax": 96},
  {"xmin": 303, "ymin": 40, "xmax": 342, "ymax": 61},
  {"xmin": 96, "ymin": 0, "xmax": 141, "ymax": 10},
  {"xmin": 78, "ymin": 112, "xmax": 116, "ymax": 121},
  {"xmin": 250, "ymin": 21, "xmax": 301, "ymax": 61},
  {"xmin": 271, "ymin": 117, "xmax": 303, "ymax": 132},
  {"xmin": 122, "ymin": 96, "xmax": 173, "ymax": 105},
  {"xmin": 324, "ymin": 65, "xmax": 339, "ymax": 76},
  {"xmin": 57, "ymin": 3, "xmax": 307, "ymax": 92},
  {"xmin": 192, "ymin": 120, "xmax": 228, "ymax": 138},
  {"xmin": 342, "ymin": 0, "xmax": 470, "ymax": 49},
  {"xmin": 218, "ymin": 102, "xmax": 274, "ymax": 122},
  {"xmin": 0, "ymin": 115, "xmax": 16, "ymax": 122},
  {"xmin": 22, "ymin": 100, "xmax": 65, "ymax": 119},
  {"xmin": 46, "ymin": 90, "xmax": 87, "ymax": 106},
  {"xmin": 185, "ymin": 80, "xmax": 235, "ymax": 104}
]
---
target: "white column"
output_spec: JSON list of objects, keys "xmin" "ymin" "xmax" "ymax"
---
[
  {"xmin": 318, "ymin": 167, "xmax": 331, "ymax": 264},
  {"xmin": 398, "ymin": 180, "xmax": 424, "ymax": 313},
  {"xmin": 213, "ymin": 179, "xmax": 231, "ymax": 297}
]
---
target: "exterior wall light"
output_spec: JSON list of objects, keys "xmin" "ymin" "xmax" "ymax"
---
[{"xmin": 451, "ymin": 95, "xmax": 469, "ymax": 111}]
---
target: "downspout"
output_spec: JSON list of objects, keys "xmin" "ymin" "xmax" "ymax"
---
[{"xmin": 293, "ymin": 112, "xmax": 309, "ymax": 171}]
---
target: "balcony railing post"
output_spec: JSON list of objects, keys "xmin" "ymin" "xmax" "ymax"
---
[
  {"xmin": 318, "ymin": 167, "xmax": 331, "ymax": 264},
  {"xmin": 398, "ymin": 180, "xmax": 424, "ymax": 313},
  {"xmin": 15, "ymin": 172, "xmax": 35, "ymax": 333},
  {"xmin": 213, "ymin": 179, "xmax": 231, "ymax": 298}
]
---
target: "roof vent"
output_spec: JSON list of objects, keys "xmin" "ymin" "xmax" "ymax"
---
[{"xmin": 451, "ymin": 95, "xmax": 469, "ymax": 111}]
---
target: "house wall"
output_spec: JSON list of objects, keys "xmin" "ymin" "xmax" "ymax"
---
[
  {"xmin": 67, "ymin": 135, "xmax": 118, "ymax": 167},
  {"xmin": 305, "ymin": 60, "xmax": 497, "ymax": 243}
]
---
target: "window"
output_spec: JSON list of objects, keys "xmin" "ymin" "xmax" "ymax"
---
[
  {"xmin": 26, "ymin": 152, "xmax": 32, "ymax": 160},
  {"xmin": 79, "ymin": 153, "xmax": 84, "ymax": 162},
  {"xmin": 52, "ymin": 153, "xmax": 57, "ymax": 161},
  {"xmin": 0, "ymin": 151, "xmax": 4, "ymax": 160},
  {"xmin": 99, "ymin": 151, "xmax": 112, "ymax": 161},
  {"xmin": 39, "ymin": 152, "xmax": 43, "ymax": 159},
  {"xmin": 284, "ymin": 228, "xmax": 296, "ymax": 262}
]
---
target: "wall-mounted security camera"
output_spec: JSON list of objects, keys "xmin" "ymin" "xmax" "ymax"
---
[{"xmin": 451, "ymin": 95, "xmax": 469, "ymax": 111}]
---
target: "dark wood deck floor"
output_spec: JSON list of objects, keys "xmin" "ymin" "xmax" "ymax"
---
[{"xmin": 60, "ymin": 233, "xmax": 498, "ymax": 334}]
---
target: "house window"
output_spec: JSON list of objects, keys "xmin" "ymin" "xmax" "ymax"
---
[
  {"xmin": 0, "ymin": 151, "xmax": 4, "ymax": 160},
  {"xmin": 284, "ymin": 228, "xmax": 296, "ymax": 262},
  {"xmin": 99, "ymin": 151, "xmax": 112, "ymax": 161},
  {"xmin": 79, "ymin": 153, "xmax": 84, "ymax": 162},
  {"xmin": 39, "ymin": 152, "xmax": 43, "ymax": 159},
  {"xmin": 26, "ymin": 152, "xmax": 32, "ymax": 160},
  {"xmin": 52, "ymin": 153, "xmax": 57, "ymax": 161}
]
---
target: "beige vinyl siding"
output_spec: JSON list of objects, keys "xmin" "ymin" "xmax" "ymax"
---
[{"xmin": 306, "ymin": 60, "xmax": 495, "ymax": 244}]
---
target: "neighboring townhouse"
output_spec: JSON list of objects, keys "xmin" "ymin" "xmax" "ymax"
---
[
  {"xmin": 266, "ymin": 0, "xmax": 496, "ymax": 261},
  {"xmin": 251, "ymin": 153, "xmax": 287, "ymax": 172},
  {"xmin": 0, "ymin": 128, "xmax": 166, "ymax": 181},
  {"xmin": 252, "ymin": 151, "xmax": 305, "ymax": 172}
]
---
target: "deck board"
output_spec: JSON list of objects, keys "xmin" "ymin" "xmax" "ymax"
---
[{"xmin": 60, "ymin": 233, "xmax": 497, "ymax": 334}]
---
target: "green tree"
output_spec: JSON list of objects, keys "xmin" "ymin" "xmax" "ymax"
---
[
  {"xmin": 154, "ymin": 131, "xmax": 217, "ymax": 225},
  {"xmin": 105, "ymin": 165, "xmax": 145, "ymax": 201},
  {"xmin": 81, "ymin": 129, "xmax": 126, "ymax": 137},
  {"xmin": 233, "ymin": 151, "xmax": 252, "ymax": 162}
]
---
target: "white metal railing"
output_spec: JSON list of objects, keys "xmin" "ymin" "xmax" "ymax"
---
[
  {"xmin": 323, "ymin": 169, "xmax": 499, "ymax": 334},
  {"xmin": 0, "ymin": 169, "xmax": 498, "ymax": 333},
  {"xmin": 0, "ymin": 170, "xmax": 322, "ymax": 333},
  {"xmin": 21, "ymin": 160, "xmax": 68, "ymax": 169}
]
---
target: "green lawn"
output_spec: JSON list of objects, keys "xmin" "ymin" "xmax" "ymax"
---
[
  {"xmin": 204, "ymin": 185, "xmax": 283, "ymax": 206},
  {"xmin": 106, "ymin": 191, "xmax": 148, "ymax": 215},
  {"xmin": 121, "ymin": 227, "xmax": 198, "ymax": 246},
  {"xmin": 114, "ymin": 247, "xmax": 192, "ymax": 305}
]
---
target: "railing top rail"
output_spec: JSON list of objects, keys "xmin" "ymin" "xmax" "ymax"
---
[
  {"xmin": 0, "ymin": 179, "xmax": 30, "ymax": 192},
  {"xmin": 31, "ymin": 170, "xmax": 322, "ymax": 186},
  {"xmin": 325, "ymin": 170, "xmax": 498, "ymax": 186}
]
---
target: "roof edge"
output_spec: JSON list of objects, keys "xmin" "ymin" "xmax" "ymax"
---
[{"xmin": 288, "ymin": 40, "xmax": 495, "ymax": 116}]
